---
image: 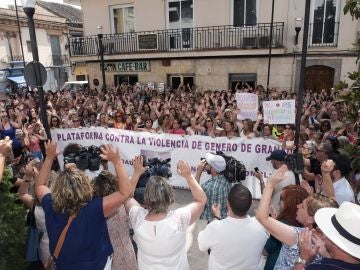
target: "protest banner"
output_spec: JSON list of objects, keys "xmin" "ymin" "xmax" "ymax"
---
[
  {"xmin": 236, "ymin": 93, "xmax": 258, "ymax": 121},
  {"xmin": 263, "ymin": 99, "xmax": 296, "ymax": 124},
  {"xmin": 51, "ymin": 128, "xmax": 282, "ymax": 199}
]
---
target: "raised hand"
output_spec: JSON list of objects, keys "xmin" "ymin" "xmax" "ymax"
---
[
  {"xmin": 300, "ymin": 180, "xmax": 314, "ymax": 194},
  {"xmin": 177, "ymin": 160, "xmax": 192, "ymax": 179},
  {"xmin": 268, "ymin": 165, "xmax": 287, "ymax": 187},
  {"xmin": 100, "ymin": 144, "xmax": 121, "ymax": 163},
  {"xmin": 44, "ymin": 141, "xmax": 59, "ymax": 160},
  {"xmin": 211, "ymin": 203, "xmax": 221, "ymax": 218},
  {"xmin": 321, "ymin": 159, "xmax": 335, "ymax": 174},
  {"xmin": 299, "ymin": 228, "xmax": 320, "ymax": 263},
  {"xmin": 132, "ymin": 155, "xmax": 147, "ymax": 176},
  {"xmin": 0, "ymin": 136, "xmax": 12, "ymax": 157}
]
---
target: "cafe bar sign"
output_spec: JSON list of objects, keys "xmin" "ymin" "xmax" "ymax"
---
[{"xmin": 104, "ymin": 61, "xmax": 150, "ymax": 72}]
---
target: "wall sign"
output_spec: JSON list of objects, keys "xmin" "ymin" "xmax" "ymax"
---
[
  {"xmin": 138, "ymin": 34, "xmax": 158, "ymax": 50},
  {"xmin": 104, "ymin": 61, "xmax": 151, "ymax": 72}
]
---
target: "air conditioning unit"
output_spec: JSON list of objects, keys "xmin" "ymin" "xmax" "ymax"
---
[{"xmin": 242, "ymin": 37, "xmax": 257, "ymax": 48}]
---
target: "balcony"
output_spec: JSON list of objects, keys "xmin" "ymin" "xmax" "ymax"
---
[
  {"xmin": 69, "ymin": 23, "xmax": 284, "ymax": 57},
  {"xmin": 308, "ymin": 22, "xmax": 339, "ymax": 47}
]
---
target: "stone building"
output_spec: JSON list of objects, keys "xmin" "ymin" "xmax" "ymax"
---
[{"xmin": 69, "ymin": 0, "xmax": 359, "ymax": 92}]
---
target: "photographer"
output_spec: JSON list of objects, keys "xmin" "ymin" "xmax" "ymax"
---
[{"xmin": 195, "ymin": 152, "xmax": 231, "ymax": 221}]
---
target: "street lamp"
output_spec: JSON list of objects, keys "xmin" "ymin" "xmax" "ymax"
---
[
  {"xmin": 97, "ymin": 25, "xmax": 106, "ymax": 92},
  {"xmin": 295, "ymin": 17, "xmax": 303, "ymax": 45},
  {"xmin": 22, "ymin": 0, "xmax": 50, "ymax": 138}
]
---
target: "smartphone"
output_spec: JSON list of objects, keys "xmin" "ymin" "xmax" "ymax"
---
[{"xmin": 254, "ymin": 167, "xmax": 259, "ymax": 173}]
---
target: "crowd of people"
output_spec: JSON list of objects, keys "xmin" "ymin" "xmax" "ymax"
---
[{"xmin": 0, "ymin": 82, "xmax": 360, "ymax": 270}]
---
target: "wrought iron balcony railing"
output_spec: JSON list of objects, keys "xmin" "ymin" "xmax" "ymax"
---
[
  {"xmin": 308, "ymin": 22, "xmax": 339, "ymax": 47},
  {"xmin": 69, "ymin": 23, "xmax": 284, "ymax": 57}
]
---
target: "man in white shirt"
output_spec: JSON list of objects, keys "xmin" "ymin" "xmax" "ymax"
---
[
  {"xmin": 331, "ymin": 154, "xmax": 355, "ymax": 204},
  {"xmin": 256, "ymin": 150, "xmax": 296, "ymax": 213},
  {"xmin": 197, "ymin": 184, "xmax": 269, "ymax": 270}
]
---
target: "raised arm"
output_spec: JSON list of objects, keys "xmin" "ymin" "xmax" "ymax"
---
[
  {"xmin": 101, "ymin": 145, "xmax": 137, "ymax": 217},
  {"xmin": 125, "ymin": 156, "xmax": 148, "ymax": 213},
  {"xmin": 319, "ymin": 160, "xmax": 335, "ymax": 200},
  {"xmin": 177, "ymin": 160, "xmax": 207, "ymax": 225},
  {"xmin": 0, "ymin": 136, "xmax": 12, "ymax": 182},
  {"xmin": 35, "ymin": 141, "xmax": 58, "ymax": 202},
  {"xmin": 256, "ymin": 165, "xmax": 298, "ymax": 247}
]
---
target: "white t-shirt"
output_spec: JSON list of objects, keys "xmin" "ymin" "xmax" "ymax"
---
[
  {"xmin": 198, "ymin": 216, "xmax": 269, "ymax": 270},
  {"xmin": 271, "ymin": 170, "xmax": 296, "ymax": 213},
  {"xmin": 333, "ymin": 177, "xmax": 355, "ymax": 204},
  {"xmin": 129, "ymin": 206, "xmax": 191, "ymax": 270}
]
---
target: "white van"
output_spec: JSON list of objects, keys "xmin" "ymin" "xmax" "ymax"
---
[{"xmin": 62, "ymin": 81, "xmax": 88, "ymax": 91}]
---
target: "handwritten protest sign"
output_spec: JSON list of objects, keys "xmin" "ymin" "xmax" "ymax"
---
[
  {"xmin": 236, "ymin": 93, "xmax": 258, "ymax": 121},
  {"xmin": 263, "ymin": 100, "xmax": 295, "ymax": 124},
  {"xmin": 51, "ymin": 128, "xmax": 282, "ymax": 199}
]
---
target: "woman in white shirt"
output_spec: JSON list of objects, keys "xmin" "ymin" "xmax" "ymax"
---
[{"xmin": 125, "ymin": 160, "xmax": 207, "ymax": 270}]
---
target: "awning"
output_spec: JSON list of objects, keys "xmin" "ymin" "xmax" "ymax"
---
[{"xmin": 7, "ymin": 75, "xmax": 26, "ymax": 85}]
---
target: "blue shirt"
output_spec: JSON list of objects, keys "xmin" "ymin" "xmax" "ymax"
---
[
  {"xmin": 41, "ymin": 194, "xmax": 113, "ymax": 270},
  {"xmin": 200, "ymin": 174, "xmax": 231, "ymax": 221}
]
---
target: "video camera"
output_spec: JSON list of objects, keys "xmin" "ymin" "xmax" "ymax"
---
[{"xmin": 63, "ymin": 145, "xmax": 102, "ymax": 171}]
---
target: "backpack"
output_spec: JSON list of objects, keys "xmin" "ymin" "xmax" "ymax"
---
[{"xmin": 216, "ymin": 151, "xmax": 246, "ymax": 183}]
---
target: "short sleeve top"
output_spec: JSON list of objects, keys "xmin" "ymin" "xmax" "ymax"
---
[{"xmin": 41, "ymin": 194, "xmax": 113, "ymax": 270}]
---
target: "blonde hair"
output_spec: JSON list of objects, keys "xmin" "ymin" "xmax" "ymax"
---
[
  {"xmin": 306, "ymin": 193, "xmax": 339, "ymax": 217},
  {"xmin": 144, "ymin": 176, "xmax": 174, "ymax": 214},
  {"xmin": 51, "ymin": 168, "xmax": 93, "ymax": 215}
]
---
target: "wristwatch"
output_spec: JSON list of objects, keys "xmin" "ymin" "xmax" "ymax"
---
[{"xmin": 296, "ymin": 257, "xmax": 307, "ymax": 265}]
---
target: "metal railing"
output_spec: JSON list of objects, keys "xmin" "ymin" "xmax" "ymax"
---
[
  {"xmin": 308, "ymin": 22, "xmax": 339, "ymax": 47},
  {"xmin": 69, "ymin": 23, "xmax": 284, "ymax": 56}
]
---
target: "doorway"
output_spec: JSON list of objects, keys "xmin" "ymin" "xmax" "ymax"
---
[
  {"xmin": 305, "ymin": 65, "xmax": 335, "ymax": 92},
  {"xmin": 168, "ymin": 74, "xmax": 194, "ymax": 89},
  {"xmin": 114, "ymin": 74, "xmax": 138, "ymax": 86}
]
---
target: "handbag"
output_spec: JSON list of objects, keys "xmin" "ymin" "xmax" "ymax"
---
[{"xmin": 45, "ymin": 213, "xmax": 76, "ymax": 270}]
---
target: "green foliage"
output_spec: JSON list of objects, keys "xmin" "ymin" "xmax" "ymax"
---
[
  {"xmin": 344, "ymin": 0, "xmax": 360, "ymax": 19},
  {"xmin": 334, "ymin": 80, "xmax": 349, "ymax": 90},
  {"xmin": 0, "ymin": 168, "xmax": 28, "ymax": 270},
  {"xmin": 338, "ymin": 143, "xmax": 360, "ymax": 172}
]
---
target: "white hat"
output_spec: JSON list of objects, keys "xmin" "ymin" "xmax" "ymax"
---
[
  {"xmin": 314, "ymin": 202, "xmax": 360, "ymax": 259},
  {"xmin": 205, "ymin": 153, "xmax": 226, "ymax": 173}
]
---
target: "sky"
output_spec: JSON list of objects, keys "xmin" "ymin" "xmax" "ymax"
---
[{"xmin": 0, "ymin": 0, "xmax": 66, "ymax": 9}]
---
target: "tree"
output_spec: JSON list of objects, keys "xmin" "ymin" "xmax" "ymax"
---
[{"xmin": 0, "ymin": 168, "xmax": 28, "ymax": 270}]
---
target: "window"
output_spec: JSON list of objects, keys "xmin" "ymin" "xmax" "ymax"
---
[
  {"xmin": 167, "ymin": 0, "xmax": 193, "ymax": 29},
  {"xmin": 311, "ymin": 0, "xmax": 339, "ymax": 45},
  {"xmin": 110, "ymin": 5, "xmax": 135, "ymax": 34},
  {"xmin": 167, "ymin": 0, "xmax": 193, "ymax": 49},
  {"xmin": 233, "ymin": 0, "xmax": 257, "ymax": 26},
  {"xmin": 26, "ymin": 41, "xmax": 31, "ymax": 53}
]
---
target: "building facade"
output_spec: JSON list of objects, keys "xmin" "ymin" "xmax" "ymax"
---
[
  {"xmin": 0, "ymin": 1, "xmax": 83, "ymax": 91},
  {"xmin": 69, "ymin": 0, "xmax": 359, "ymax": 92}
]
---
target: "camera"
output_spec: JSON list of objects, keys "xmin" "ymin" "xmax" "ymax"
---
[
  {"xmin": 284, "ymin": 153, "xmax": 304, "ymax": 175},
  {"xmin": 63, "ymin": 145, "xmax": 101, "ymax": 171}
]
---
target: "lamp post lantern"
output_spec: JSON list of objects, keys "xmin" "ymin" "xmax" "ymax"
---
[
  {"xmin": 22, "ymin": 0, "xmax": 50, "ymax": 138},
  {"xmin": 97, "ymin": 25, "xmax": 106, "ymax": 92},
  {"xmin": 295, "ymin": 17, "xmax": 303, "ymax": 46}
]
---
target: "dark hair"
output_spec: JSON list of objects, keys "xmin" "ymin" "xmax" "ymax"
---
[
  {"xmin": 92, "ymin": 171, "xmax": 117, "ymax": 197},
  {"xmin": 227, "ymin": 184, "xmax": 252, "ymax": 216},
  {"xmin": 333, "ymin": 154, "xmax": 351, "ymax": 178},
  {"xmin": 63, "ymin": 143, "xmax": 82, "ymax": 157}
]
